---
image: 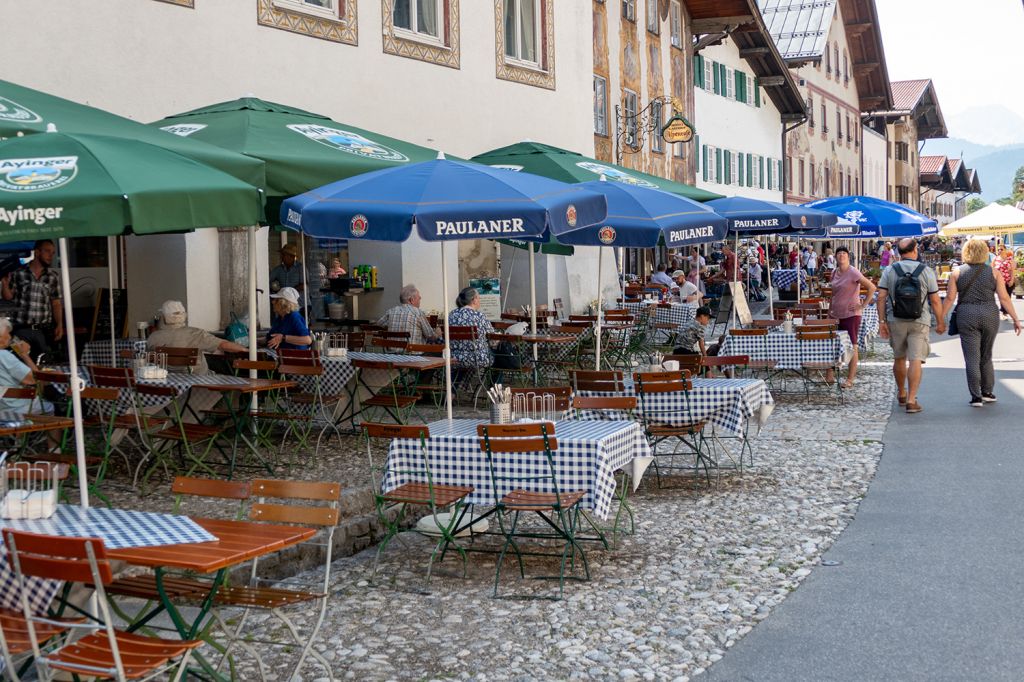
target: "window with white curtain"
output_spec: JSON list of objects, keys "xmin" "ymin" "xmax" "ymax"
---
[
  {"xmin": 504, "ymin": 0, "xmax": 540, "ymax": 65},
  {"xmin": 624, "ymin": 89, "xmax": 639, "ymax": 146},
  {"xmin": 646, "ymin": 0, "xmax": 659, "ymax": 34},
  {"xmin": 622, "ymin": 0, "xmax": 636, "ymax": 23},
  {"xmin": 670, "ymin": 0, "xmax": 682, "ymax": 48},
  {"xmin": 394, "ymin": 0, "xmax": 442, "ymax": 41},
  {"xmin": 594, "ymin": 76, "xmax": 608, "ymax": 136},
  {"xmin": 651, "ymin": 100, "xmax": 664, "ymax": 153}
]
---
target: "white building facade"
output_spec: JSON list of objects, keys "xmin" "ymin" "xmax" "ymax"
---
[
  {"xmin": 693, "ymin": 38, "xmax": 785, "ymax": 201},
  {"xmin": 3, "ymin": 0, "xmax": 596, "ymax": 325},
  {"xmin": 861, "ymin": 125, "xmax": 887, "ymax": 200}
]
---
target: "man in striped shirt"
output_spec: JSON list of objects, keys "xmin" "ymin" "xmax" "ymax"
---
[{"xmin": 376, "ymin": 284, "xmax": 437, "ymax": 345}]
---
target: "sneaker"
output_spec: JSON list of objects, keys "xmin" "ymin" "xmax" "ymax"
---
[
  {"xmin": 982, "ymin": 393, "xmax": 997, "ymax": 403},
  {"xmin": 970, "ymin": 397, "xmax": 985, "ymax": 408}
]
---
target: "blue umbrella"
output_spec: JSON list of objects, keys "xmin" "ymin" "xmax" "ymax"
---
[
  {"xmin": 281, "ymin": 156, "xmax": 606, "ymax": 242},
  {"xmin": 552, "ymin": 179, "xmax": 728, "ymax": 368},
  {"xmin": 802, "ymin": 196, "xmax": 937, "ymax": 238},
  {"xmin": 281, "ymin": 155, "xmax": 608, "ymax": 420}
]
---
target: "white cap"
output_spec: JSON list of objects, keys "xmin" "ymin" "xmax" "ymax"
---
[
  {"xmin": 159, "ymin": 300, "xmax": 187, "ymax": 327},
  {"xmin": 270, "ymin": 287, "xmax": 300, "ymax": 305}
]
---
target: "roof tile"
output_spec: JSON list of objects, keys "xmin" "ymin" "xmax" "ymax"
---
[
  {"xmin": 919, "ymin": 155, "xmax": 948, "ymax": 175},
  {"xmin": 890, "ymin": 79, "xmax": 931, "ymax": 112}
]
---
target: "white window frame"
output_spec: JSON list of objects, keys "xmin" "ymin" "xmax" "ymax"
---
[
  {"xmin": 504, "ymin": 0, "xmax": 543, "ymax": 68},
  {"xmin": 393, "ymin": 0, "xmax": 445, "ymax": 47},
  {"xmin": 624, "ymin": 89, "xmax": 639, "ymax": 147},
  {"xmin": 703, "ymin": 59, "xmax": 714, "ymax": 93},
  {"xmin": 651, "ymin": 99, "xmax": 664, "ymax": 153},
  {"xmin": 646, "ymin": 0, "xmax": 659, "ymax": 34},
  {"xmin": 725, "ymin": 67, "xmax": 735, "ymax": 100},
  {"xmin": 594, "ymin": 75, "xmax": 608, "ymax": 136},
  {"xmin": 273, "ymin": 0, "xmax": 337, "ymax": 20},
  {"xmin": 751, "ymin": 154, "xmax": 760, "ymax": 189},
  {"xmin": 729, "ymin": 150, "xmax": 739, "ymax": 185},
  {"xmin": 669, "ymin": 0, "xmax": 682, "ymax": 48},
  {"xmin": 708, "ymin": 145, "xmax": 718, "ymax": 183},
  {"xmin": 746, "ymin": 74, "xmax": 756, "ymax": 107}
]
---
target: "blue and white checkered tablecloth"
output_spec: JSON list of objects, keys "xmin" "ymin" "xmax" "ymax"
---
[
  {"xmin": 575, "ymin": 378, "xmax": 774, "ymax": 436},
  {"xmin": 720, "ymin": 330, "xmax": 854, "ymax": 371},
  {"xmin": 624, "ymin": 302, "xmax": 697, "ymax": 329},
  {"xmin": 772, "ymin": 269, "xmax": 808, "ymax": 291},
  {"xmin": 53, "ymin": 368, "xmax": 251, "ymax": 414},
  {"xmin": 859, "ymin": 305, "xmax": 879, "ymax": 350},
  {"xmin": 80, "ymin": 339, "xmax": 145, "ymax": 369},
  {"xmin": 271, "ymin": 351, "xmax": 434, "ymax": 395},
  {"xmin": 384, "ymin": 419, "xmax": 650, "ymax": 519},
  {"xmin": 0, "ymin": 506, "xmax": 216, "ymax": 615}
]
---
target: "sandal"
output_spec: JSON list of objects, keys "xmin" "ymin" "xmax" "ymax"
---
[
  {"xmin": 897, "ymin": 394, "xmax": 907, "ymax": 405},
  {"xmin": 906, "ymin": 401, "xmax": 922, "ymax": 414},
  {"xmin": 842, "ymin": 381, "xmax": 855, "ymax": 390}
]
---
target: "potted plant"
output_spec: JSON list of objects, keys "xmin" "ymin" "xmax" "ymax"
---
[{"xmin": 1015, "ymin": 250, "xmax": 1024, "ymax": 299}]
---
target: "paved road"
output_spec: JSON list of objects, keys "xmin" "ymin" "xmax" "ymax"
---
[{"xmin": 706, "ymin": 302, "xmax": 1024, "ymax": 682}]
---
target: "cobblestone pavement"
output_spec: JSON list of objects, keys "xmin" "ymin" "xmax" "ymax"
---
[{"xmin": 158, "ymin": 344, "xmax": 895, "ymax": 682}]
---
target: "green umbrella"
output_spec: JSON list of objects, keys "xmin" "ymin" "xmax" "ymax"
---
[
  {"xmin": 0, "ymin": 128, "xmax": 264, "ymax": 510},
  {"xmin": 499, "ymin": 234, "xmax": 574, "ymax": 256},
  {"xmin": 0, "ymin": 79, "xmax": 266, "ymax": 189},
  {"xmin": 471, "ymin": 140, "xmax": 722, "ymax": 202},
  {"xmin": 151, "ymin": 97, "xmax": 441, "ymax": 201},
  {"xmin": 0, "ymin": 129, "xmax": 265, "ymax": 239}
]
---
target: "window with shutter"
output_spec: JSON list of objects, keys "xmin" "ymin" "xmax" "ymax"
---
[
  {"xmin": 702, "ymin": 143, "xmax": 708, "ymax": 182},
  {"xmin": 704, "ymin": 59, "xmax": 713, "ymax": 93},
  {"xmin": 754, "ymin": 77, "xmax": 761, "ymax": 107},
  {"xmin": 723, "ymin": 150, "xmax": 731, "ymax": 185},
  {"xmin": 746, "ymin": 153, "xmax": 752, "ymax": 186},
  {"xmin": 738, "ymin": 153, "xmax": 744, "ymax": 186},
  {"xmin": 715, "ymin": 147, "xmax": 722, "ymax": 184},
  {"xmin": 778, "ymin": 160, "xmax": 783, "ymax": 191},
  {"xmin": 693, "ymin": 54, "xmax": 703, "ymax": 89},
  {"xmin": 759, "ymin": 156, "xmax": 765, "ymax": 189},
  {"xmin": 734, "ymin": 70, "xmax": 744, "ymax": 103},
  {"xmin": 712, "ymin": 61, "xmax": 720, "ymax": 94},
  {"xmin": 767, "ymin": 158, "xmax": 773, "ymax": 190},
  {"xmin": 725, "ymin": 67, "xmax": 735, "ymax": 100}
]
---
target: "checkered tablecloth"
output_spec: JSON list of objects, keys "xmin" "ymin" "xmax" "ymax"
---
[
  {"xmin": 384, "ymin": 419, "xmax": 650, "ymax": 519},
  {"xmin": 859, "ymin": 305, "xmax": 879, "ymax": 350},
  {"xmin": 720, "ymin": 330, "xmax": 854, "ymax": 371},
  {"xmin": 575, "ymin": 378, "xmax": 774, "ymax": 436},
  {"xmin": 0, "ymin": 506, "xmax": 216, "ymax": 615},
  {"xmin": 771, "ymin": 269, "xmax": 808, "ymax": 291},
  {"xmin": 81, "ymin": 339, "xmax": 145, "ymax": 368},
  {"xmin": 624, "ymin": 302, "xmax": 697, "ymax": 329}
]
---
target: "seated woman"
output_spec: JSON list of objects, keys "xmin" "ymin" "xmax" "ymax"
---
[
  {"xmin": 0, "ymin": 317, "xmax": 52, "ymax": 416},
  {"xmin": 147, "ymin": 300, "xmax": 248, "ymax": 374},
  {"xmin": 448, "ymin": 287, "xmax": 495, "ymax": 369},
  {"xmin": 267, "ymin": 287, "xmax": 312, "ymax": 351}
]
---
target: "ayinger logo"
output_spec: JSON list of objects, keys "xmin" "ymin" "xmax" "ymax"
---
[
  {"xmin": 0, "ymin": 97, "xmax": 42, "ymax": 123},
  {"xmin": 0, "ymin": 156, "xmax": 79, "ymax": 193},
  {"xmin": 288, "ymin": 125, "xmax": 408, "ymax": 162}
]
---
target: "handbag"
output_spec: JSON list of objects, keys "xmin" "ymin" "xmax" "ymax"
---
[
  {"xmin": 491, "ymin": 340, "xmax": 522, "ymax": 369},
  {"xmin": 948, "ymin": 266, "xmax": 983, "ymax": 336}
]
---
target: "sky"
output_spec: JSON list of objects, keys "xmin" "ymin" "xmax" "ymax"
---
[{"xmin": 875, "ymin": 0, "xmax": 1024, "ymax": 120}]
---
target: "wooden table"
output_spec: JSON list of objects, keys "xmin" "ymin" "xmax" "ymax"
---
[
  {"xmin": 113, "ymin": 517, "xmax": 316, "ymax": 681},
  {"xmin": 0, "ymin": 413, "xmax": 73, "ymax": 438},
  {"xmin": 200, "ymin": 378, "xmax": 297, "ymax": 478}
]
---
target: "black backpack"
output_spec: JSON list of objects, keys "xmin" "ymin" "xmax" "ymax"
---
[{"xmin": 891, "ymin": 262, "xmax": 926, "ymax": 320}]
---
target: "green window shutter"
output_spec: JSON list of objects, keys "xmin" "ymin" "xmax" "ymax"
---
[
  {"xmin": 720, "ymin": 64, "xmax": 728, "ymax": 97},
  {"xmin": 694, "ymin": 134, "xmax": 700, "ymax": 165},
  {"xmin": 702, "ymin": 144, "xmax": 709, "ymax": 182},
  {"xmin": 754, "ymin": 77, "xmax": 761, "ymax": 107},
  {"xmin": 778, "ymin": 160, "xmax": 783, "ymax": 189},
  {"xmin": 724, "ymin": 151, "xmax": 730, "ymax": 183},
  {"xmin": 746, "ymin": 153, "xmax": 753, "ymax": 186},
  {"xmin": 712, "ymin": 61, "xmax": 720, "ymax": 94},
  {"xmin": 715, "ymin": 148, "xmax": 722, "ymax": 183},
  {"xmin": 737, "ymin": 153, "xmax": 744, "ymax": 186},
  {"xmin": 759, "ymin": 156, "xmax": 765, "ymax": 188},
  {"xmin": 735, "ymin": 70, "xmax": 743, "ymax": 103},
  {"xmin": 767, "ymin": 160, "xmax": 773, "ymax": 189},
  {"xmin": 695, "ymin": 55, "xmax": 705, "ymax": 89}
]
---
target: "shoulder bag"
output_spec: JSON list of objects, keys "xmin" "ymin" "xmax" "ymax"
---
[{"xmin": 948, "ymin": 266, "xmax": 983, "ymax": 336}]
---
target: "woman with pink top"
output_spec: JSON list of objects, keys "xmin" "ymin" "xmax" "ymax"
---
[
  {"xmin": 828, "ymin": 246, "xmax": 877, "ymax": 388},
  {"xmin": 878, "ymin": 241, "xmax": 893, "ymax": 268}
]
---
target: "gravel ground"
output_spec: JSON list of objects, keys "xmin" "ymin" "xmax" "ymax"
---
[{"xmin": 188, "ymin": 344, "xmax": 897, "ymax": 682}]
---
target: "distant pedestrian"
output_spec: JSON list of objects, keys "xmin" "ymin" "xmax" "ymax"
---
[
  {"xmin": 940, "ymin": 239, "xmax": 1021, "ymax": 407},
  {"xmin": 876, "ymin": 238, "xmax": 944, "ymax": 413},
  {"xmin": 828, "ymin": 247, "xmax": 876, "ymax": 388},
  {"xmin": 879, "ymin": 242, "xmax": 894, "ymax": 268}
]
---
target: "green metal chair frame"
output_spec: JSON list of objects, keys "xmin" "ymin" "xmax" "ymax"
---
[{"xmin": 633, "ymin": 370, "xmax": 712, "ymax": 488}]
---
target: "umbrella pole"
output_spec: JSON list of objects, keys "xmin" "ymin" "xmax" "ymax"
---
[
  {"xmin": 529, "ymin": 246, "xmax": 538, "ymax": 374},
  {"xmin": 300, "ymin": 231, "xmax": 309, "ymax": 321},
  {"xmin": 58, "ymin": 238, "xmax": 89, "ymax": 509},
  {"xmin": 107, "ymin": 236, "xmax": 117, "ymax": 366},
  {"xmin": 797, "ymin": 239, "xmax": 803, "ymax": 305},
  {"xmin": 766, "ymin": 248, "xmax": 774, "ymax": 319},
  {"xmin": 441, "ymin": 240, "xmax": 453, "ymax": 422},
  {"xmin": 503, "ymin": 245, "xmax": 516, "ymax": 312},
  {"xmin": 248, "ymin": 226, "xmax": 259, "ymax": 412},
  {"xmin": 732, "ymin": 232, "xmax": 739, "ymax": 329},
  {"xmin": 595, "ymin": 247, "xmax": 602, "ymax": 370}
]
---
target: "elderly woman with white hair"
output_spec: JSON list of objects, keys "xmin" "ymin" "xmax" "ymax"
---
[
  {"xmin": 147, "ymin": 300, "xmax": 248, "ymax": 375},
  {"xmin": 267, "ymin": 287, "xmax": 312, "ymax": 351},
  {"xmin": 0, "ymin": 317, "xmax": 53, "ymax": 416},
  {"xmin": 941, "ymin": 238, "xmax": 1021, "ymax": 407}
]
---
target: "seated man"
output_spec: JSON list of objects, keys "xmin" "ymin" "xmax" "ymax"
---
[
  {"xmin": 650, "ymin": 263, "xmax": 675, "ymax": 289},
  {"xmin": 0, "ymin": 317, "xmax": 52, "ymax": 416},
  {"xmin": 376, "ymin": 284, "xmax": 437, "ymax": 344},
  {"xmin": 147, "ymin": 301, "xmax": 248, "ymax": 375},
  {"xmin": 672, "ymin": 270, "xmax": 702, "ymax": 303}
]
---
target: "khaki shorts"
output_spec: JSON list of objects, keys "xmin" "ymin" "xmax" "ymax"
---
[{"xmin": 889, "ymin": 318, "xmax": 930, "ymax": 361}]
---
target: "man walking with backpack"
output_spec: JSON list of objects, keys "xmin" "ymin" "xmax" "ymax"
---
[{"xmin": 876, "ymin": 238, "xmax": 945, "ymax": 413}]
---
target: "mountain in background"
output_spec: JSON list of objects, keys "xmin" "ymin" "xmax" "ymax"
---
[
  {"xmin": 946, "ymin": 105, "xmax": 1024, "ymax": 147},
  {"xmin": 924, "ymin": 137, "xmax": 1024, "ymax": 203}
]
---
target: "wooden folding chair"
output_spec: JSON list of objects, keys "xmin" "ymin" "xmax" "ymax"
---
[
  {"xmin": 351, "ymin": 359, "xmax": 420, "ymax": 425},
  {"xmin": 798, "ymin": 331, "xmax": 844, "ymax": 404},
  {"xmin": 363, "ymin": 423, "xmax": 474, "ymax": 589},
  {"xmin": 633, "ymin": 370, "xmax": 711, "ymax": 488},
  {"xmin": 569, "ymin": 369, "xmax": 624, "ymax": 392},
  {"xmin": 477, "ymin": 422, "xmax": 589, "ymax": 600},
  {"xmin": 3, "ymin": 530, "xmax": 202, "ymax": 682},
  {"xmin": 151, "ymin": 346, "xmax": 200, "ymax": 373}
]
